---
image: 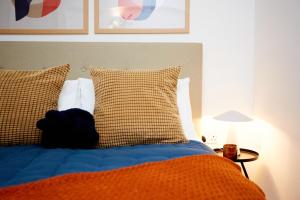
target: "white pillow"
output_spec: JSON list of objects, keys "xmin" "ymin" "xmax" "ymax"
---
[
  {"xmin": 177, "ymin": 78, "xmax": 200, "ymax": 141},
  {"xmin": 58, "ymin": 80, "xmax": 81, "ymax": 111},
  {"xmin": 78, "ymin": 78, "xmax": 95, "ymax": 114},
  {"xmin": 58, "ymin": 78, "xmax": 199, "ymax": 141}
]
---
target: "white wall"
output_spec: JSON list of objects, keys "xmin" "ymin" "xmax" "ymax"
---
[
  {"xmin": 254, "ymin": 0, "xmax": 300, "ymax": 199},
  {"xmin": 0, "ymin": 0, "xmax": 255, "ymax": 117},
  {"xmin": 3, "ymin": 1, "xmax": 299, "ymax": 198}
]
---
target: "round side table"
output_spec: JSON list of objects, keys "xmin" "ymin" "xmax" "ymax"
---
[{"xmin": 214, "ymin": 148, "xmax": 259, "ymax": 179}]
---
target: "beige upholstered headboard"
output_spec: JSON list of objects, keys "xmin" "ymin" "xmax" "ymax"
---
[{"xmin": 0, "ymin": 42, "xmax": 202, "ymax": 129}]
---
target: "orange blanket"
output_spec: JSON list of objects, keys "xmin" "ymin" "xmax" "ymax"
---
[{"xmin": 0, "ymin": 155, "xmax": 265, "ymax": 200}]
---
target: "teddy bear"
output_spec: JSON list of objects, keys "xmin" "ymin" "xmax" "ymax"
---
[{"xmin": 37, "ymin": 108, "xmax": 99, "ymax": 148}]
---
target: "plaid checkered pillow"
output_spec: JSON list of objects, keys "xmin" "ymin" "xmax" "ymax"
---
[
  {"xmin": 90, "ymin": 66, "xmax": 187, "ymax": 148},
  {"xmin": 0, "ymin": 65, "xmax": 70, "ymax": 145}
]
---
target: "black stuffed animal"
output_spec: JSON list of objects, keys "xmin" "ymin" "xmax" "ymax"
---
[{"xmin": 37, "ymin": 108, "xmax": 99, "ymax": 148}]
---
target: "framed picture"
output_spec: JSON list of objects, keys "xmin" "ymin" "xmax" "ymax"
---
[
  {"xmin": 0, "ymin": 0, "xmax": 88, "ymax": 34},
  {"xmin": 95, "ymin": 0, "xmax": 189, "ymax": 34}
]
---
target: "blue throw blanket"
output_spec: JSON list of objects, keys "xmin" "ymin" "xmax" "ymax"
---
[{"xmin": 0, "ymin": 141, "xmax": 214, "ymax": 187}]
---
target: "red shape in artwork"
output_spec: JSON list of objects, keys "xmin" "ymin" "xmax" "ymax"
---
[
  {"xmin": 119, "ymin": 0, "xmax": 143, "ymax": 20},
  {"xmin": 42, "ymin": 0, "xmax": 61, "ymax": 17}
]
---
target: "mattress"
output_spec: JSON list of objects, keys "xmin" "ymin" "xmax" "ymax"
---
[{"xmin": 0, "ymin": 140, "xmax": 214, "ymax": 187}]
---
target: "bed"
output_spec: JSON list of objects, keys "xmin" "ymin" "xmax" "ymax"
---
[{"xmin": 0, "ymin": 42, "xmax": 265, "ymax": 199}]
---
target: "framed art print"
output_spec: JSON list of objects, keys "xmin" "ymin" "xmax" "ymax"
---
[
  {"xmin": 0, "ymin": 0, "xmax": 88, "ymax": 34},
  {"xmin": 95, "ymin": 0, "xmax": 190, "ymax": 34}
]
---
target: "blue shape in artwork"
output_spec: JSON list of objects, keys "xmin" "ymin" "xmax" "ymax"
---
[
  {"xmin": 15, "ymin": 0, "xmax": 32, "ymax": 21},
  {"xmin": 136, "ymin": 0, "xmax": 156, "ymax": 20}
]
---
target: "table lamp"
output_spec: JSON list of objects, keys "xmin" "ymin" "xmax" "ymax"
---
[{"xmin": 214, "ymin": 110, "xmax": 253, "ymax": 155}]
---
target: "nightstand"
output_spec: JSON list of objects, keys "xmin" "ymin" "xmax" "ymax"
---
[{"xmin": 214, "ymin": 148, "xmax": 259, "ymax": 179}]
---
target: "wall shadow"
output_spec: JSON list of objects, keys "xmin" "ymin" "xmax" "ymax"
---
[{"xmin": 255, "ymin": 162, "xmax": 280, "ymax": 200}]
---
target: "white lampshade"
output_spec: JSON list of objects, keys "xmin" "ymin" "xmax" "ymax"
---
[{"xmin": 214, "ymin": 110, "xmax": 252, "ymax": 122}]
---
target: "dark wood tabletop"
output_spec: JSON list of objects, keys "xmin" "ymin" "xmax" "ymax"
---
[{"xmin": 214, "ymin": 148, "xmax": 259, "ymax": 162}]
